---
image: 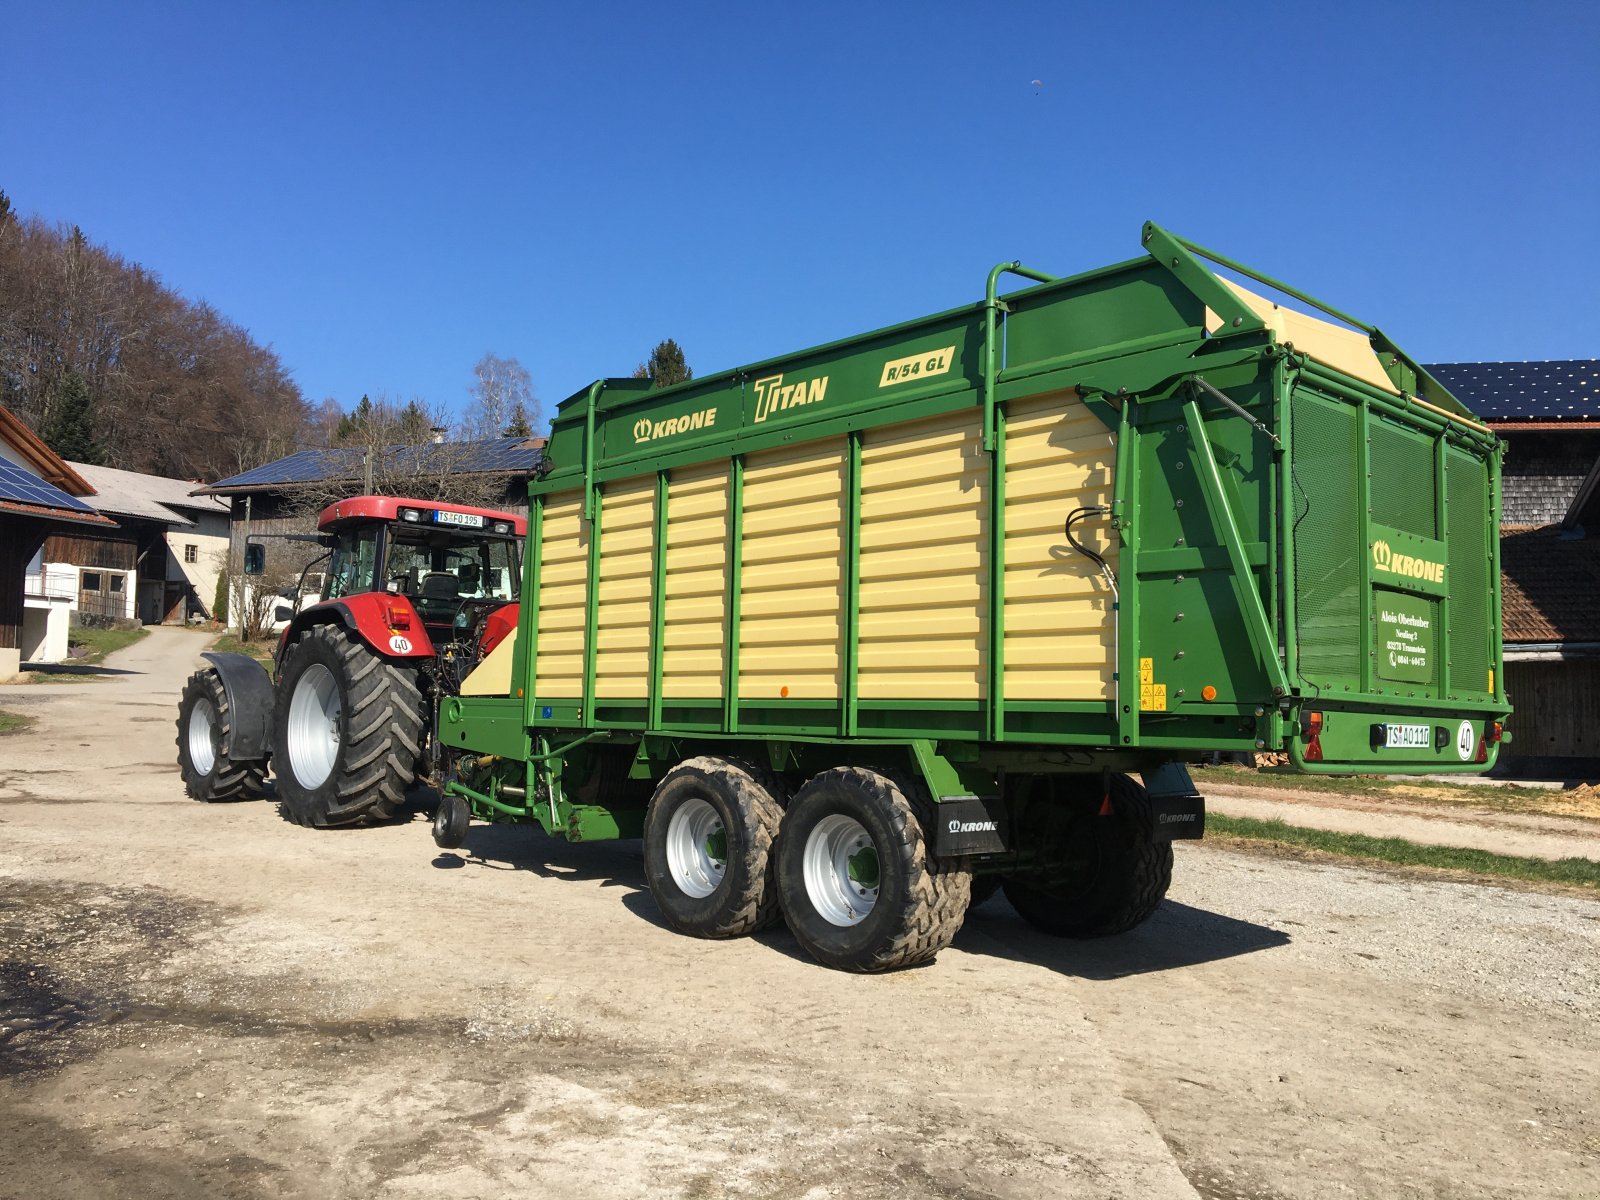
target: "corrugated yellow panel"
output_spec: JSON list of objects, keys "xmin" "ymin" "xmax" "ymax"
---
[
  {"xmin": 1003, "ymin": 391, "xmax": 1118, "ymax": 701},
  {"xmin": 663, "ymin": 461, "xmax": 728, "ymax": 699},
  {"xmin": 533, "ymin": 492, "xmax": 588, "ymax": 698},
  {"xmin": 594, "ymin": 474, "xmax": 656, "ymax": 700},
  {"xmin": 858, "ymin": 409, "xmax": 988, "ymax": 700},
  {"xmin": 740, "ymin": 439, "xmax": 845, "ymax": 699}
]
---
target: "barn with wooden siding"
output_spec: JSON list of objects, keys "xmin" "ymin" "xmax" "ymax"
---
[{"xmin": 1428, "ymin": 360, "xmax": 1600, "ymax": 776}]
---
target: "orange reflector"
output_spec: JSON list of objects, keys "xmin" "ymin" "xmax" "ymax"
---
[
  {"xmin": 780, "ymin": 686, "xmax": 790, "ymax": 698},
  {"xmin": 1098, "ymin": 795, "xmax": 1114, "ymax": 816},
  {"xmin": 1201, "ymin": 685, "xmax": 1217, "ymax": 701}
]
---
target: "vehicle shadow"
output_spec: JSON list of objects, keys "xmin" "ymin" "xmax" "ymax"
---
[
  {"xmin": 957, "ymin": 895, "xmax": 1291, "ymax": 980},
  {"xmin": 19, "ymin": 662, "xmax": 140, "ymax": 679},
  {"xmin": 430, "ymin": 821, "xmax": 1288, "ymax": 978}
]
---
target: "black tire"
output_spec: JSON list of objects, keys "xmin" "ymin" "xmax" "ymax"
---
[
  {"xmin": 271, "ymin": 624, "xmax": 425, "ymax": 829},
  {"xmin": 1002, "ymin": 773, "xmax": 1172, "ymax": 937},
  {"xmin": 642, "ymin": 756, "xmax": 787, "ymax": 938},
  {"xmin": 175, "ymin": 668, "xmax": 266, "ymax": 802},
  {"xmin": 967, "ymin": 875, "xmax": 1003, "ymax": 910},
  {"xmin": 432, "ymin": 792, "xmax": 470, "ymax": 849},
  {"xmin": 775, "ymin": 767, "xmax": 970, "ymax": 973}
]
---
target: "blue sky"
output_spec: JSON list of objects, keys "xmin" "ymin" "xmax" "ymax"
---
[{"xmin": 3, "ymin": 1, "xmax": 1596, "ymax": 430}]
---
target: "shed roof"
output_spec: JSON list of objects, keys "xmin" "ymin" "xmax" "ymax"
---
[
  {"xmin": 69, "ymin": 461, "xmax": 229, "ymax": 526},
  {"xmin": 1500, "ymin": 525, "xmax": 1600, "ymax": 643},
  {"xmin": 1425, "ymin": 360, "xmax": 1600, "ymax": 423},
  {"xmin": 198, "ymin": 437, "xmax": 546, "ymax": 496}
]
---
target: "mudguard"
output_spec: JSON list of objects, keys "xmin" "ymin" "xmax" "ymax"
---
[
  {"xmin": 293, "ymin": 594, "xmax": 436, "ymax": 658},
  {"xmin": 198, "ymin": 651, "xmax": 276, "ymax": 760}
]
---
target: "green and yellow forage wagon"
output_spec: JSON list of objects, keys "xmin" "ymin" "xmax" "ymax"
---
[{"xmin": 438, "ymin": 222, "xmax": 1509, "ymax": 972}]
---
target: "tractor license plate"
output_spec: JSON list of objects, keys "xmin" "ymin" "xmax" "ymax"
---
[
  {"xmin": 1384, "ymin": 723, "xmax": 1431, "ymax": 749},
  {"xmin": 434, "ymin": 510, "xmax": 485, "ymax": 528}
]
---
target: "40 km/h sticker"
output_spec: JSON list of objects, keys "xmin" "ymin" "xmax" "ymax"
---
[
  {"xmin": 1455, "ymin": 720, "xmax": 1476, "ymax": 761},
  {"xmin": 388, "ymin": 635, "xmax": 413, "ymax": 654}
]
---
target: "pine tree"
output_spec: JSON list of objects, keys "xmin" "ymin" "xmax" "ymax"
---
[
  {"xmin": 398, "ymin": 400, "xmax": 431, "ymax": 443},
  {"xmin": 336, "ymin": 394, "xmax": 376, "ymax": 442},
  {"xmin": 41, "ymin": 373, "xmax": 106, "ymax": 464},
  {"xmin": 633, "ymin": 339, "xmax": 692, "ymax": 389},
  {"xmin": 504, "ymin": 400, "xmax": 533, "ymax": 437}
]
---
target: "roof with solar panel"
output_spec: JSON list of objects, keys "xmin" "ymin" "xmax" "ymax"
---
[
  {"xmin": 197, "ymin": 437, "xmax": 546, "ymax": 495},
  {"xmin": 0, "ymin": 405, "xmax": 116, "ymax": 528},
  {"xmin": 1425, "ymin": 360, "xmax": 1600, "ymax": 425}
]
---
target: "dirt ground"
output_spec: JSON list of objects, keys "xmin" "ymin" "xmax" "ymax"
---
[{"xmin": 1, "ymin": 627, "xmax": 1597, "ymax": 1200}]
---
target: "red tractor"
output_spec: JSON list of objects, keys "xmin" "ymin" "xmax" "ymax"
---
[{"xmin": 176, "ymin": 496, "xmax": 525, "ymax": 827}]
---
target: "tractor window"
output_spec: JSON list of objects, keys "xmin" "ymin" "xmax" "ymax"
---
[
  {"xmin": 383, "ymin": 531, "xmax": 519, "ymax": 612},
  {"xmin": 325, "ymin": 527, "xmax": 380, "ymax": 599}
]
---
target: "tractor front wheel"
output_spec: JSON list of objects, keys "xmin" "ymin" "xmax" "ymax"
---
[
  {"xmin": 175, "ymin": 668, "xmax": 266, "ymax": 802},
  {"xmin": 272, "ymin": 624, "xmax": 425, "ymax": 828}
]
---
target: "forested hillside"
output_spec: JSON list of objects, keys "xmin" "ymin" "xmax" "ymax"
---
[{"xmin": 0, "ymin": 191, "xmax": 310, "ymax": 480}]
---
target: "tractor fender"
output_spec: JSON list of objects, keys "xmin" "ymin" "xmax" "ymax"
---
[
  {"xmin": 290, "ymin": 595, "xmax": 436, "ymax": 659},
  {"xmin": 198, "ymin": 651, "xmax": 275, "ymax": 760}
]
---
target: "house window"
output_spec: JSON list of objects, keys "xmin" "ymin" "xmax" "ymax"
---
[
  {"xmin": 83, "ymin": 571, "xmax": 102, "ymax": 591},
  {"xmin": 110, "ymin": 575, "xmax": 124, "ymax": 593},
  {"xmin": 184, "ymin": 544, "xmax": 198, "ymax": 564}
]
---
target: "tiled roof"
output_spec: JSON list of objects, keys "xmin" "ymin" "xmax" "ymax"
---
[
  {"xmin": 1426, "ymin": 361, "xmax": 1599, "ymax": 422},
  {"xmin": 1500, "ymin": 525, "xmax": 1600, "ymax": 642},
  {"xmin": 198, "ymin": 438, "xmax": 546, "ymax": 495},
  {"xmin": 69, "ymin": 461, "xmax": 229, "ymax": 526}
]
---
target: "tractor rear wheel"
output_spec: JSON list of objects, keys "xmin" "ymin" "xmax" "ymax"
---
[
  {"xmin": 272, "ymin": 624, "xmax": 425, "ymax": 828},
  {"xmin": 175, "ymin": 668, "xmax": 266, "ymax": 802}
]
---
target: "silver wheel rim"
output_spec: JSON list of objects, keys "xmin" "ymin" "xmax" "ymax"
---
[
  {"xmin": 665, "ymin": 798, "xmax": 726, "ymax": 898},
  {"xmin": 187, "ymin": 697, "xmax": 217, "ymax": 775},
  {"xmin": 287, "ymin": 663, "xmax": 341, "ymax": 789},
  {"xmin": 804, "ymin": 814, "xmax": 880, "ymax": 926}
]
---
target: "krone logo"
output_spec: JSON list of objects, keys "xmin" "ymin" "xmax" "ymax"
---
[
  {"xmin": 632, "ymin": 407, "xmax": 719, "ymax": 445},
  {"xmin": 1371, "ymin": 539, "xmax": 1445, "ymax": 585},
  {"xmin": 947, "ymin": 818, "xmax": 998, "ymax": 834}
]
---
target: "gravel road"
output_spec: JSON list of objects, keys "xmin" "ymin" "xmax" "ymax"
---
[{"xmin": 1, "ymin": 627, "xmax": 1597, "ymax": 1199}]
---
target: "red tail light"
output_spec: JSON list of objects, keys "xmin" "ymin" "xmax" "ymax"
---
[
  {"xmin": 1303, "ymin": 711, "xmax": 1324, "ymax": 762},
  {"xmin": 1487, "ymin": 721, "xmax": 1504, "ymax": 745}
]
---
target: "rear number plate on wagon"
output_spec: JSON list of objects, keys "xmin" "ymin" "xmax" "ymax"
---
[{"xmin": 1383, "ymin": 723, "xmax": 1431, "ymax": 749}]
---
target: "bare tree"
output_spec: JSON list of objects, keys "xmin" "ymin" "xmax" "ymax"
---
[{"xmin": 467, "ymin": 353, "xmax": 540, "ymax": 438}]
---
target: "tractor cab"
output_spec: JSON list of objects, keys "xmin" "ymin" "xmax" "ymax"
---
[{"xmin": 317, "ymin": 497, "xmax": 525, "ymax": 645}]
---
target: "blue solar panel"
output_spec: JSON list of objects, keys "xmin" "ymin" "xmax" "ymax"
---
[
  {"xmin": 207, "ymin": 439, "xmax": 545, "ymax": 492},
  {"xmin": 1426, "ymin": 360, "xmax": 1600, "ymax": 421},
  {"xmin": 0, "ymin": 458, "xmax": 96, "ymax": 513}
]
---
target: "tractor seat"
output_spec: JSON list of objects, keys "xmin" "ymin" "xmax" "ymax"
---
[{"xmin": 420, "ymin": 573, "xmax": 460, "ymax": 603}]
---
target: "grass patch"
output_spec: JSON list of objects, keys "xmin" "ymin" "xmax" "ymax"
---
[
  {"xmin": 211, "ymin": 632, "xmax": 276, "ymax": 666},
  {"xmin": 1208, "ymin": 812, "xmax": 1600, "ymax": 890},
  {"xmin": 0, "ymin": 709, "xmax": 34, "ymax": 734},
  {"xmin": 67, "ymin": 625, "xmax": 148, "ymax": 665}
]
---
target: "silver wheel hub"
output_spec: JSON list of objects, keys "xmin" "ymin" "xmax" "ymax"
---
[
  {"xmin": 804, "ymin": 814, "xmax": 880, "ymax": 926},
  {"xmin": 665, "ymin": 797, "xmax": 726, "ymax": 898},
  {"xmin": 286, "ymin": 663, "xmax": 341, "ymax": 789},
  {"xmin": 187, "ymin": 697, "xmax": 217, "ymax": 775}
]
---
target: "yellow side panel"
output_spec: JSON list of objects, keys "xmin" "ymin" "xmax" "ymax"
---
[
  {"xmin": 460, "ymin": 627, "xmax": 517, "ymax": 697},
  {"xmin": 858, "ymin": 409, "xmax": 988, "ymax": 700},
  {"xmin": 740, "ymin": 439, "xmax": 845, "ymax": 699},
  {"xmin": 594, "ymin": 475, "xmax": 656, "ymax": 700},
  {"xmin": 533, "ymin": 492, "xmax": 588, "ymax": 698},
  {"xmin": 663, "ymin": 461, "xmax": 728, "ymax": 699},
  {"xmin": 1003, "ymin": 391, "xmax": 1118, "ymax": 701}
]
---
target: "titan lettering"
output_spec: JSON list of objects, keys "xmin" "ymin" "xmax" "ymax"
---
[{"xmin": 752, "ymin": 373, "xmax": 829, "ymax": 424}]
